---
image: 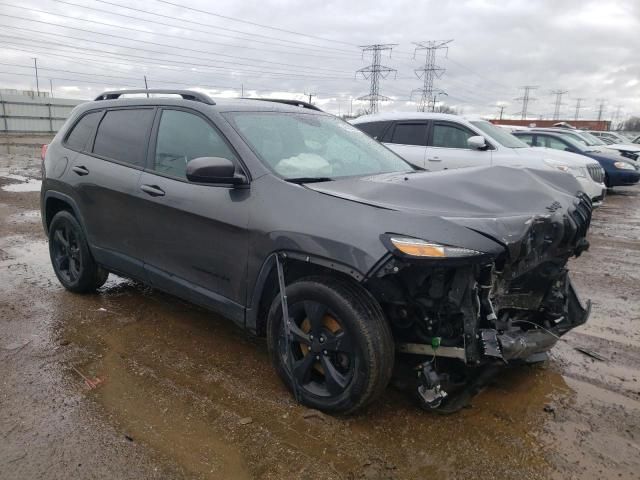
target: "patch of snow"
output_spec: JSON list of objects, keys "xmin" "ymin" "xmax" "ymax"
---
[{"xmin": 2, "ymin": 179, "xmax": 42, "ymax": 192}]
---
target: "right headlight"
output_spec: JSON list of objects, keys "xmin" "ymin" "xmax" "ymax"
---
[
  {"xmin": 614, "ymin": 161, "xmax": 636, "ymax": 171},
  {"xmin": 386, "ymin": 236, "xmax": 484, "ymax": 258}
]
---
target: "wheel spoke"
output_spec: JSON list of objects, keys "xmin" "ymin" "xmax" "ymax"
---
[
  {"xmin": 54, "ymin": 229, "xmax": 68, "ymax": 248},
  {"xmin": 303, "ymin": 301, "xmax": 327, "ymax": 332},
  {"xmin": 292, "ymin": 352, "xmax": 316, "ymax": 385},
  {"xmin": 320, "ymin": 355, "xmax": 348, "ymax": 395},
  {"xmin": 322, "ymin": 331, "xmax": 351, "ymax": 353},
  {"xmin": 287, "ymin": 320, "xmax": 310, "ymax": 345}
]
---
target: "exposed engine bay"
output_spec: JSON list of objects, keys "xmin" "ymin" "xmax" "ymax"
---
[{"xmin": 366, "ymin": 193, "xmax": 593, "ymax": 410}]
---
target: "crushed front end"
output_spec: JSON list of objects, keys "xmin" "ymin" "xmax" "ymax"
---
[{"xmin": 366, "ymin": 193, "xmax": 592, "ymax": 410}]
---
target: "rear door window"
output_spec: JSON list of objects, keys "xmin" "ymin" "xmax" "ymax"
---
[
  {"xmin": 92, "ymin": 109, "xmax": 155, "ymax": 167},
  {"xmin": 515, "ymin": 133, "xmax": 535, "ymax": 146},
  {"xmin": 390, "ymin": 123, "xmax": 428, "ymax": 146},
  {"xmin": 152, "ymin": 109, "xmax": 237, "ymax": 179},
  {"xmin": 541, "ymin": 136, "xmax": 571, "ymax": 151},
  {"xmin": 355, "ymin": 121, "xmax": 390, "ymax": 140},
  {"xmin": 65, "ymin": 111, "xmax": 102, "ymax": 152}
]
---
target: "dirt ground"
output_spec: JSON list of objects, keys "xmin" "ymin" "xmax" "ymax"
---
[{"xmin": 1, "ymin": 153, "xmax": 639, "ymax": 480}]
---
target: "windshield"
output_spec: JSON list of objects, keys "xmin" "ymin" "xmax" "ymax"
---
[
  {"xmin": 576, "ymin": 131, "xmax": 606, "ymax": 146},
  {"xmin": 470, "ymin": 120, "xmax": 529, "ymax": 148},
  {"xmin": 225, "ymin": 112, "xmax": 413, "ymax": 180}
]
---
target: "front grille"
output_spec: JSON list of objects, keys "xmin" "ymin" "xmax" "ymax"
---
[
  {"xmin": 587, "ymin": 163, "xmax": 605, "ymax": 183},
  {"xmin": 570, "ymin": 193, "xmax": 592, "ymax": 240}
]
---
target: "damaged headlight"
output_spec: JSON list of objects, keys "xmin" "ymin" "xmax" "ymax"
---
[
  {"xmin": 614, "ymin": 161, "xmax": 636, "ymax": 170},
  {"xmin": 544, "ymin": 160, "xmax": 584, "ymax": 177},
  {"xmin": 385, "ymin": 236, "xmax": 484, "ymax": 258}
]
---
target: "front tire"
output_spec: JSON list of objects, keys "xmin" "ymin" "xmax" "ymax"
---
[
  {"xmin": 266, "ymin": 275, "xmax": 394, "ymax": 414},
  {"xmin": 48, "ymin": 211, "xmax": 108, "ymax": 293}
]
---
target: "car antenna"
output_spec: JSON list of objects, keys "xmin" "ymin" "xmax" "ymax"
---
[{"xmin": 275, "ymin": 253, "xmax": 301, "ymax": 403}]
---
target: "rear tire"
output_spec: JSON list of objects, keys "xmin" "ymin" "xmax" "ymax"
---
[
  {"xmin": 48, "ymin": 211, "xmax": 108, "ymax": 293},
  {"xmin": 266, "ymin": 275, "xmax": 394, "ymax": 414}
]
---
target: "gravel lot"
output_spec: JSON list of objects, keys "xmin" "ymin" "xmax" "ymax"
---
[{"xmin": 1, "ymin": 153, "xmax": 639, "ymax": 480}]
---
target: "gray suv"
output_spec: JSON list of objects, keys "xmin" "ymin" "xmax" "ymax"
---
[{"xmin": 41, "ymin": 90, "xmax": 591, "ymax": 413}]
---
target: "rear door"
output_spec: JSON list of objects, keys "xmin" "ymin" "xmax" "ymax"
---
[
  {"xmin": 68, "ymin": 107, "xmax": 155, "ymax": 278},
  {"xmin": 425, "ymin": 120, "xmax": 492, "ymax": 170},
  {"xmin": 381, "ymin": 121, "xmax": 428, "ymax": 168},
  {"xmin": 136, "ymin": 107, "xmax": 251, "ymax": 325}
]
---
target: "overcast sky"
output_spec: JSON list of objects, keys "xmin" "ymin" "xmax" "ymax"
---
[{"xmin": 0, "ymin": 0, "xmax": 638, "ymax": 121}]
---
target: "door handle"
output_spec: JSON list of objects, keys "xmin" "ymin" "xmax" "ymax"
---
[
  {"xmin": 72, "ymin": 165, "xmax": 89, "ymax": 176},
  {"xmin": 427, "ymin": 157, "xmax": 441, "ymax": 162},
  {"xmin": 140, "ymin": 184, "xmax": 165, "ymax": 197}
]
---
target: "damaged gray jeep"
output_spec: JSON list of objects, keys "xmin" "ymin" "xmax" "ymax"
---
[{"xmin": 42, "ymin": 91, "xmax": 591, "ymax": 414}]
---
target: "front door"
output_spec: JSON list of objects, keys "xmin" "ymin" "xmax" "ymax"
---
[
  {"xmin": 136, "ymin": 108, "xmax": 251, "ymax": 325},
  {"xmin": 425, "ymin": 121, "xmax": 492, "ymax": 170}
]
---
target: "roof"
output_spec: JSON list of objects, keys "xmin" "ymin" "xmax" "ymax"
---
[
  {"xmin": 88, "ymin": 89, "xmax": 326, "ymax": 115},
  {"xmin": 351, "ymin": 112, "xmax": 462, "ymax": 123}
]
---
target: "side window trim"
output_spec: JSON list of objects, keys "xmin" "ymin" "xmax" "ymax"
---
[
  {"xmin": 146, "ymin": 106, "xmax": 249, "ymax": 184},
  {"xmin": 62, "ymin": 109, "xmax": 104, "ymax": 153},
  {"xmin": 88, "ymin": 106, "xmax": 156, "ymax": 171}
]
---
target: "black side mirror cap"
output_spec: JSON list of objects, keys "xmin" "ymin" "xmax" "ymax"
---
[{"xmin": 186, "ymin": 157, "xmax": 247, "ymax": 185}]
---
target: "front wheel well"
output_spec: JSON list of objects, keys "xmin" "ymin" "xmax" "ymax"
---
[{"xmin": 254, "ymin": 258, "xmax": 365, "ymax": 337}]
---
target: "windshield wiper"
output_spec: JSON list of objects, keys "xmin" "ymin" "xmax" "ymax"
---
[{"xmin": 285, "ymin": 176, "xmax": 333, "ymax": 184}]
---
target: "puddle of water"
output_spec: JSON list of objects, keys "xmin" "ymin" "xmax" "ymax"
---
[{"xmin": 2, "ymin": 179, "xmax": 42, "ymax": 192}]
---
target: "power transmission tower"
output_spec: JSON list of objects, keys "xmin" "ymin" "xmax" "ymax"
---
[
  {"xmin": 573, "ymin": 97, "xmax": 586, "ymax": 121},
  {"xmin": 411, "ymin": 40, "xmax": 453, "ymax": 112},
  {"xmin": 515, "ymin": 86, "xmax": 538, "ymax": 120},
  {"xmin": 596, "ymin": 99, "xmax": 607, "ymax": 121},
  {"xmin": 356, "ymin": 44, "xmax": 397, "ymax": 114},
  {"xmin": 550, "ymin": 89, "xmax": 568, "ymax": 120}
]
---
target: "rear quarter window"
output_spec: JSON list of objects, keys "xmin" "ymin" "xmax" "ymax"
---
[
  {"xmin": 92, "ymin": 109, "xmax": 155, "ymax": 167},
  {"xmin": 64, "ymin": 111, "xmax": 102, "ymax": 152}
]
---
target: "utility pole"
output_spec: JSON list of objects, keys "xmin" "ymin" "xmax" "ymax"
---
[
  {"xmin": 497, "ymin": 105, "xmax": 505, "ymax": 120},
  {"xmin": 573, "ymin": 97, "xmax": 586, "ymax": 121},
  {"xmin": 412, "ymin": 40, "xmax": 452, "ymax": 112},
  {"xmin": 144, "ymin": 75, "xmax": 149, "ymax": 97},
  {"xmin": 32, "ymin": 57, "xmax": 40, "ymax": 97},
  {"xmin": 550, "ymin": 89, "xmax": 568, "ymax": 120},
  {"xmin": 241, "ymin": 83, "xmax": 244, "ymax": 97},
  {"xmin": 515, "ymin": 85, "xmax": 538, "ymax": 120},
  {"xmin": 304, "ymin": 92, "xmax": 315, "ymax": 104},
  {"xmin": 49, "ymin": 79, "xmax": 53, "ymax": 98},
  {"xmin": 596, "ymin": 98, "xmax": 607, "ymax": 121},
  {"xmin": 356, "ymin": 44, "xmax": 397, "ymax": 114}
]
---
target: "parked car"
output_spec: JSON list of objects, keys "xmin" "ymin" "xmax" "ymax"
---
[
  {"xmin": 582, "ymin": 130, "xmax": 640, "ymax": 160},
  {"xmin": 589, "ymin": 130, "xmax": 632, "ymax": 144},
  {"xmin": 351, "ymin": 113, "xmax": 606, "ymax": 205},
  {"xmin": 512, "ymin": 130, "xmax": 640, "ymax": 188},
  {"xmin": 42, "ymin": 90, "xmax": 592, "ymax": 413}
]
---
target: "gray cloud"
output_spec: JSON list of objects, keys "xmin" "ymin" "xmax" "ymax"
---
[{"xmin": 0, "ymin": 0, "xmax": 638, "ymax": 120}]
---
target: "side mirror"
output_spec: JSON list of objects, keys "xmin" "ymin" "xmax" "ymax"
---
[
  {"xmin": 467, "ymin": 135, "xmax": 487, "ymax": 150},
  {"xmin": 186, "ymin": 157, "xmax": 246, "ymax": 185}
]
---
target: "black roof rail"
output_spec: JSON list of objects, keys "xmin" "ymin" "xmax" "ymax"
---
[
  {"xmin": 243, "ymin": 98, "xmax": 322, "ymax": 111},
  {"xmin": 94, "ymin": 89, "xmax": 215, "ymax": 105}
]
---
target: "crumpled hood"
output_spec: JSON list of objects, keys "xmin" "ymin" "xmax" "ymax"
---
[
  {"xmin": 307, "ymin": 165, "xmax": 581, "ymax": 218},
  {"xmin": 306, "ymin": 166, "xmax": 587, "ymax": 261}
]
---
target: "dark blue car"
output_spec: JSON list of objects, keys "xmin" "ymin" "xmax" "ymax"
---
[{"xmin": 513, "ymin": 130, "xmax": 640, "ymax": 188}]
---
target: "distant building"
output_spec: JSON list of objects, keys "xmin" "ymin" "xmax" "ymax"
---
[{"xmin": 490, "ymin": 119, "xmax": 611, "ymax": 131}]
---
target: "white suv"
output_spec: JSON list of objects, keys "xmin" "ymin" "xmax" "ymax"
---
[{"xmin": 352, "ymin": 112, "xmax": 606, "ymax": 205}]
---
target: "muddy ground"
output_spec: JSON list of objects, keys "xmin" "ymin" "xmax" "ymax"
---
[{"xmin": 1, "ymin": 153, "xmax": 638, "ymax": 480}]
